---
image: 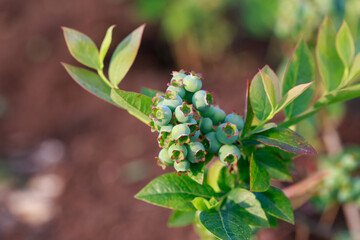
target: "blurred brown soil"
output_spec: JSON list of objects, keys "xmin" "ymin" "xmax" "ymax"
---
[{"xmin": 0, "ymin": 0, "xmax": 359, "ymax": 240}]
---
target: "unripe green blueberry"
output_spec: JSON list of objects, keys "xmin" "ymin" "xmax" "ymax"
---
[
  {"xmin": 168, "ymin": 143, "xmax": 188, "ymax": 163},
  {"xmin": 185, "ymin": 118, "xmax": 199, "ymax": 136},
  {"xmin": 162, "ymin": 91, "xmax": 183, "ymax": 111},
  {"xmin": 183, "ymin": 73, "xmax": 202, "ymax": 92},
  {"xmin": 175, "ymin": 103, "xmax": 194, "ymax": 123},
  {"xmin": 216, "ymin": 122, "xmax": 239, "ymax": 144},
  {"xmin": 218, "ymin": 144, "xmax": 241, "ymax": 166},
  {"xmin": 200, "ymin": 105, "xmax": 215, "ymax": 118},
  {"xmin": 200, "ymin": 117, "xmax": 213, "ymax": 134},
  {"xmin": 192, "ymin": 90, "xmax": 214, "ymax": 112},
  {"xmin": 171, "ymin": 70, "xmax": 187, "ymax": 82},
  {"xmin": 171, "ymin": 124, "xmax": 191, "ymax": 144},
  {"xmin": 174, "ymin": 160, "xmax": 190, "ymax": 173},
  {"xmin": 166, "ymin": 85, "xmax": 186, "ymax": 98},
  {"xmin": 152, "ymin": 105, "xmax": 172, "ymax": 126},
  {"xmin": 225, "ymin": 113, "xmax": 244, "ymax": 131},
  {"xmin": 202, "ymin": 132, "xmax": 221, "ymax": 154},
  {"xmin": 151, "ymin": 93, "xmax": 164, "ymax": 107},
  {"xmin": 157, "ymin": 124, "xmax": 174, "ymax": 148},
  {"xmin": 211, "ymin": 107, "xmax": 226, "ymax": 125},
  {"xmin": 156, "ymin": 148, "xmax": 174, "ymax": 169},
  {"xmin": 187, "ymin": 142, "xmax": 206, "ymax": 163},
  {"xmin": 190, "ymin": 130, "xmax": 200, "ymax": 142}
]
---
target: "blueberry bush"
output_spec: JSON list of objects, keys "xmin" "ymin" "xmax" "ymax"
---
[{"xmin": 62, "ymin": 17, "xmax": 360, "ymax": 239}]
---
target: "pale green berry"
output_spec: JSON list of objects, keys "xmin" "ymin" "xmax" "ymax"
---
[
  {"xmin": 192, "ymin": 90, "xmax": 213, "ymax": 112},
  {"xmin": 171, "ymin": 70, "xmax": 187, "ymax": 82},
  {"xmin": 157, "ymin": 125, "xmax": 174, "ymax": 148},
  {"xmin": 190, "ymin": 130, "xmax": 200, "ymax": 142},
  {"xmin": 156, "ymin": 148, "xmax": 174, "ymax": 169},
  {"xmin": 187, "ymin": 142, "xmax": 206, "ymax": 163},
  {"xmin": 183, "ymin": 73, "xmax": 202, "ymax": 92},
  {"xmin": 216, "ymin": 122, "xmax": 239, "ymax": 144},
  {"xmin": 152, "ymin": 105, "xmax": 172, "ymax": 126},
  {"xmin": 162, "ymin": 91, "xmax": 183, "ymax": 111},
  {"xmin": 218, "ymin": 144, "xmax": 241, "ymax": 166},
  {"xmin": 171, "ymin": 124, "xmax": 191, "ymax": 144},
  {"xmin": 200, "ymin": 118, "xmax": 213, "ymax": 134},
  {"xmin": 202, "ymin": 132, "xmax": 221, "ymax": 154},
  {"xmin": 200, "ymin": 105, "xmax": 215, "ymax": 118},
  {"xmin": 174, "ymin": 160, "xmax": 190, "ymax": 172},
  {"xmin": 175, "ymin": 103, "xmax": 194, "ymax": 123},
  {"xmin": 211, "ymin": 107, "xmax": 226, "ymax": 125},
  {"xmin": 225, "ymin": 113, "xmax": 244, "ymax": 130},
  {"xmin": 168, "ymin": 143, "xmax": 188, "ymax": 163},
  {"xmin": 166, "ymin": 85, "xmax": 186, "ymax": 98}
]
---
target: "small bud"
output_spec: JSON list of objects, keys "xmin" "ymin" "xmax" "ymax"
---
[
  {"xmin": 192, "ymin": 90, "xmax": 213, "ymax": 112},
  {"xmin": 151, "ymin": 93, "xmax": 164, "ymax": 107},
  {"xmin": 187, "ymin": 142, "xmax": 206, "ymax": 163},
  {"xmin": 218, "ymin": 144, "xmax": 241, "ymax": 166},
  {"xmin": 225, "ymin": 113, "xmax": 244, "ymax": 131},
  {"xmin": 200, "ymin": 117, "xmax": 213, "ymax": 134},
  {"xmin": 152, "ymin": 105, "xmax": 172, "ymax": 126},
  {"xmin": 183, "ymin": 73, "xmax": 202, "ymax": 92},
  {"xmin": 168, "ymin": 143, "xmax": 188, "ymax": 163},
  {"xmin": 216, "ymin": 122, "xmax": 239, "ymax": 144},
  {"xmin": 174, "ymin": 160, "xmax": 190, "ymax": 173},
  {"xmin": 171, "ymin": 124, "xmax": 191, "ymax": 145},
  {"xmin": 202, "ymin": 132, "xmax": 222, "ymax": 154},
  {"xmin": 166, "ymin": 85, "xmax": 186, "ymax": 98},
  {"xmin": 211, "ymin": 107, "xmax": 226, "ymax": 125},
  {"xmin": 175, "ymin": 103, "xmax": 195, "ymax": 123}
]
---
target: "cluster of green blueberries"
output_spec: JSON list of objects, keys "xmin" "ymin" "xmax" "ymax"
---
[{"xmin": 149, "ymin": 70, "xmax": 244, "ymax": 174}]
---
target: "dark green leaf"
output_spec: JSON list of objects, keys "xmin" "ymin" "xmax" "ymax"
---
[
  {"xmin": 199, "ymin": 209, "xmax": 252, "ymax": 240},
  {"xmin": 188, "ymin": 153, "xmax": 213, "ymax": 185},
  {"xmin": 252, "ymin": 127, "xmax": 317, "ymax": 154},
  {"xmin": 62, "ymin": 63, "xmax": 115, "ymax": 105},
  {"xmin": 282, "ymin": 40, "xmax": 315, "ymax": 118},
  {"xmin": 250, "ymin": 153, "xmax": 270, "ymax": 192},
  {"xmin": 141, "ymin": 87, "xmax": 163, "ymax": 98},
  {"xmin": 255, "ymin": 186, "xmax": 294, "ymax": 224},
  {"xmin": 227, "ymin": 188, "xmax": 269, "ymax": 227},
  {"xmin": 168, "ymin": 210, "xmax": 196, "ymax": 227},
  {"xmin": 336, "ymin": 21, "xmax": 354, "ymax": 68},
  {"xmin": 109, "ymin": 24, "xmax": 145, "ymax": 86},
  {"xmin": 254, "ymin": 148, "xmax": 292, "ymax": 181},
  {"xmin": 135, "ymin": 173, "xmax": 216, "ymax": 211},
  {"xmin": 217, "ymin": 166, "xmax": 236, "ymax": 193},
  {"xmin": 316, "ymin": 17, "xmax": 344, "ymax": 91},
  {"xmin": 99, "ymin": 25, "xmax": 115, "ymax": 68},
  {"xmin": 242, "ymin": 81, "xmax": 254, "ymax": 137},
  {"xmin": 314, "ymin": 84, "xmax": 360, "ymax": 108},
  {"xmin": 266, "ymin": 213, "xmax": 278, "ymax": 228},
  {"xmin": 110, "ymin": 88, "xmax": 152, "ymax": 124},
  {"xmin": 246, "ymin": 122, "xmax": 277, "ymax": 136},
  {"xmin": 250, "ymin": 70, "xmax": 274, "ymax": 121},
  {"xmin": 63, "ymin": 27, "xmax": 101, "ymax": 69},
  {"xmin": 237, "ymin": 155, "xmax": 250, "ymax": 185}
]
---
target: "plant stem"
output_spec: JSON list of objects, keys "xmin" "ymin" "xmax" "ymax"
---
[{"xmin": 97, "ymin": 69, "xmax": 116, "ymax": 89}]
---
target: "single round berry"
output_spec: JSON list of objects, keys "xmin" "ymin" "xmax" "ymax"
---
[
  {"xmin": 225, "ymin": 113, "xmax": 244, "ymax": 131},
  {"xmin": 157, "ymin": 125, "xmax": 174, "ymax": 148},
  {"xmin": 152, "ymin": 105, "xmax": 172, "ymax": 126},
  {"xmin": 211, "ymin": 107, "xmax": 226, "ymax": 125},
  {"xmin": 171, "ymin": 124, "xmax": 191, "ymax": 144},
  {"xmin": 218, "ymin": 144, "xmax": 241, "ymax": 166},
  {"xmin": 166, "ymin": 85, "xmax": 186, "ymax": 98},
  {"xmin": 192, "ymin": 90, "xmax": 213, "ymax": 112},
  {"xmin": 187, "ymin": 142, "xmax": 206, "ymax": 163},
  {"xmin": 168, "ymin": 143, "xmax": 188, "ymax": 163},
  {"xmin": 151, "ymin": 93, "xmax": 164, "ymax": 107},
  {"xmin": 162, "ymin": 92, "xmax": 183, "ymax": 111},
  {"xmin": 202, "ymin": 132, "xmax": 222, "ymax": 154},
  {"xmin": 200, "ymin": 105, "xmax": 215, "ymax": 118},
  {"xmin": 174, "ymin": 160, "xmax": 190, "ymax": 173},
  {"xmin": 216, "ymin": 122, "xmax": 239, "ymax": 144},
  {"xmin": 157, "ymin": 148, "xmax": 174, "ymax": 167},
  {"xmin": 185, "ymin": 118, "xmax": 199, "ymax": 136},
  {"xmin": 175, "ymin": 103, "xmax": 195, "ymax": 123},
  {"xmin": 190, "ymin": 130, "xmax": 200, "ymax": 142},
  {"xmin": 171, "ymin": 70, "xmax": 187, "ymax": 82},
  {"xmin": 200, "ymin": 117, "xmax": 213, "ymax": 134},
  {"xmin": 183, "ymin": 73, "xmax": 202, "ymax": 92}
]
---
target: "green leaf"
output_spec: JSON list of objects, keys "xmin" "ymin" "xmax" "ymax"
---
[
  {"xmin": 282, "ymin": 40, "xmax": 315, "ymax": 118},
  {"xmin": 141, "ymin": 87, "xmax": 163, "ymax": 98},
  {"xmin": 109, "ymin": 24, "xmax": 145, "ymax": 86},
  {"xmin": 254, "ymin": 148, "xmax": 292, "ymax": 181},
  {"xmin": 266, "ymin": 213, "xmax": 278, "ymax": 228},
  {"xmin": 62, "ymin": 63, "xmax": 115, "ymax": 105},
  {"xmin": 315, "ymin": 84, "xmax": 360, "ymax": 108},
  {"xmin": 135, "ymin": 173, "xmax": 216, "ymax": 211},
  {"xmin": 252, "ymin": 127, "xmax": 317, "ymax": 154},
  {"xmin": 168, "ymin": 210, "xmax": 196, "ymax": 227},
  {"xmin": 217, "ymin": 166, "xmax": 236, "ymax": 193},
  {"xmin": 250, "ymin": 153, "xmax": 270, "ymax": 192},
  {"xmin": 227, "ymin": 188, "xmax": 269, "ymax": 228},
  {"xmin": 336, "ymin": 21, "xmax": 354, "ymax": 68},
  {"xmin": 250, "ymin": 71, "xmax": 274, "ymax": 121},
  {"xmin": 188, "ymin": 153, "xmax": 213, "ymax": 185},
  {"xmin": 110, "ymin": 88, "xmax": 152, "ymax": 124},
  {"xmin": 242, "ymin": 81, "xmax": 254, "ymax": 137},
  {"xmin": 275, "ymin": 82, "xmax": 313, "ymax": 114},
  {"xmin": 316, "ymin": 17, "xmax": 344, "ymax": 91},
  {"xmin": 62, "ymin": 27, "xmax": 101, "ymax": 69},
  {"xmin": 192, "ymin": 197, "xmax": 211, "ymax": 211},
  {"xmin": 348, "ymin": 53, "xmax": 360, "ymax": 84},
  {"xmin": 246, "ymin": 122, "xmax": 277, "ymax": 136},
  {"xmin": 262, "ymin": 65, "xmax": 281, "ymax": 103},
  {"xmin": 255, "ymin": 186, "xmax": 294, "ymax": 224},
  {"xmin": 99, "ymin": 25, "xmax": 115, "ymax": 68},
  {"xmin": 199, "ymin": 209, "xmax": 252, "ymax": 240}
]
